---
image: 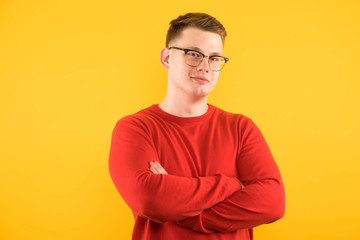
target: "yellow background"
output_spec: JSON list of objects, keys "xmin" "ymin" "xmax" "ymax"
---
[{"xmin": 1, "ymin": 0, "xmax": 359, "ymax": 239}]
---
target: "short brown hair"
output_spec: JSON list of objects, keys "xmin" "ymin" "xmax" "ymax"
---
[{"xmin": 165, "ymin": 13, "xmax": 227, "ymax": 47}]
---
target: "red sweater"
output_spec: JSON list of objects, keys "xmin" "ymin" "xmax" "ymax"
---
[{"xmin": 109, "ymin": 104, "xmax": 285, "ymax": 240}]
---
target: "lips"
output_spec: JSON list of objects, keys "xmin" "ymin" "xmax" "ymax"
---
[{"xmin": 191, "ymin": 76, "xmax": 210, "ymax": 83}]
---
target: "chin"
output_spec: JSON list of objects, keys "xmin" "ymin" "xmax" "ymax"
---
[{"xmin": 191, "ymin": 88, "xmax": 214, "ymax": 98}]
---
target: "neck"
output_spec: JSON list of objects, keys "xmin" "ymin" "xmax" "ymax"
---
[{"xmin": 159, "ymin": 95, "xmax": 209, "ymax": 117}]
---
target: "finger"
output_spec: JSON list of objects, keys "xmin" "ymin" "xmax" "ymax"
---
[
  {"xmin": 154, "ymin": 161, "xmax": 168, "ymax": 175},
  {"xmin": 149, "ymin": 161, "xmax": 168, "ymax": 175},
  {"xmin": 149, "ymin": 162, "xmax": 160, "ymax": 174},
  {"xmin": 152, "ymin": 161, "xmax": 165, "ymax": 174},
  {"xmin": 150, "ymin": 165, "xmax": 159, "ymax": 174}
]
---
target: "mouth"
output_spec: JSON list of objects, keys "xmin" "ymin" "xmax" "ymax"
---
[{"xmin": 191, "ymin": 76, "xmax": 210, "ymax": 84}]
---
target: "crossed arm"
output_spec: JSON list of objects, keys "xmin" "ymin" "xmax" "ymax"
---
[
  {"xmin": 109, "ymin": 118, "xmax": 243, "ymax": 224},
  {"xmin": 173, "ymin": 121, "xmax": 285, "ymax": 233},
  {"xmin": 149, "ymin": 158, "xmax": 284, "ymax": 233},
  {"xmin": 109, "ymin": 117, "xmax": 285, "ymax": 233},
  {"xmin": 150, "ymin": 161, "xmax": 245, "ymax": 189}
]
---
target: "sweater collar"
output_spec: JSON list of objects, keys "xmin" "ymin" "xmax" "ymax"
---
[{"xmin": 149, "ymin": 104, "xmax": 215, "ymax": 125}]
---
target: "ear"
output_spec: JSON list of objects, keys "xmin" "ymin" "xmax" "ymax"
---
[{"xmin": 160, "ymin": 48, "xmax": 170, "ymax": 69}]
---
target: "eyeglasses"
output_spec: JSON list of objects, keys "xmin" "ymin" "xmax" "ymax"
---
[{"xmin": 168, "ymin": 47, "xmax": 229, "ymax": 71}]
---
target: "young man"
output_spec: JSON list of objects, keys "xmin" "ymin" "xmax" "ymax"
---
[{"xmin": 109, "ymin": 13, "xmax": 285, "ymax": 240}]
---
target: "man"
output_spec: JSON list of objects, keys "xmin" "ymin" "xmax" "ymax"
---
[{"xmin": 109, "ymin": 13, "xmax": 285, "ymax": 240}]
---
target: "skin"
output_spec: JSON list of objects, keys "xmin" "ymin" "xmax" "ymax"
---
[
  {"xmin": 149, "ymin": 161, "xmax": 168, "ymax": 175},
  {"xmin": 158, "ymin": 27, "xmax": 224, "ymax": 117}
]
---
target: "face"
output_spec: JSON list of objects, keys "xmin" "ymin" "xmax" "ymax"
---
[{"xmin": 161, "ymin": 27, "xmax": 224, "ymax": 99}]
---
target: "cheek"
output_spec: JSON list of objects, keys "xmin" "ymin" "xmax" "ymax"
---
[
  {"xmin": 171, "ymin": 60, "xmax": 190, "ymax": 74},
  {"xmin": 211, "ymin": 73, "xmax": 220, "ymax": 83},
  {"xmin": 169, "ymin": 63, "xmax": 186, "ymax": 78}
]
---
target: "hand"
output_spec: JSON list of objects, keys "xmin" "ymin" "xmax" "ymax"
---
[{"xmin": 149, "ymin": 161, "xmax": 168, "ymax": 175}]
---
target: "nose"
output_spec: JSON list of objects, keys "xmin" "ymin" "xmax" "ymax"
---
[{"xmin": 196, "ymin": 56, "xmax": 210, "ymax": 72}]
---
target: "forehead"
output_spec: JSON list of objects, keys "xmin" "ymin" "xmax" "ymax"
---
[{"xmin": 173, "ymin": 27, "xmax": 224, "ymax": 55}]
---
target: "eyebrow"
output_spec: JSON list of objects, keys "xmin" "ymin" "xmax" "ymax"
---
[{"xmin": 187, "ymin": 46, "xmax": 223, "ymax": 56}]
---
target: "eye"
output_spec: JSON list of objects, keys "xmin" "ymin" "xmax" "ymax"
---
[
  {"xmin": 210, "ymin": 57, "xmax": 222, "ymax": 62},
  {"xmin": 187, "ymin": 51, "xmax": 202, "ymax": 58}
]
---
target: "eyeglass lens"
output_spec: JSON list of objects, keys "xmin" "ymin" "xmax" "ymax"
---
[{"xmin": 184, "ymin": 50, "xmax": 225, "ymax": 71}]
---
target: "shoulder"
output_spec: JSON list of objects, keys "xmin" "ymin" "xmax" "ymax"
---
[
  {"xmin": 211, "ymin": 105, "xmax": 255, "ymax": 127},
  {"xmin": 113, "ymin": 105, "xmax": 161, "ymax": 134},
  {"xmin": 210, "ymin": 105, "xmax": 263, "ymax": 140},
  {"xmin": 111, "ymin": 106, "xmax": 162, "ymax": 146}
]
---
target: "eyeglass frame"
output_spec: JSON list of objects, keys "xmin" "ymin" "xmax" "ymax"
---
[{"xmin": 168, "ymin": 46, "xmax": 229, "ymax": 72}]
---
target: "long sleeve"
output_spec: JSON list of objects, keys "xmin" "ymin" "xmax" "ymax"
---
[
  {"xmin": 177, "ymin": 119, "xmax": 285, "ymax": 233},
  {"xmin": 108, "ymin": 116, "xmax": 242, "ymax": 224}
]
